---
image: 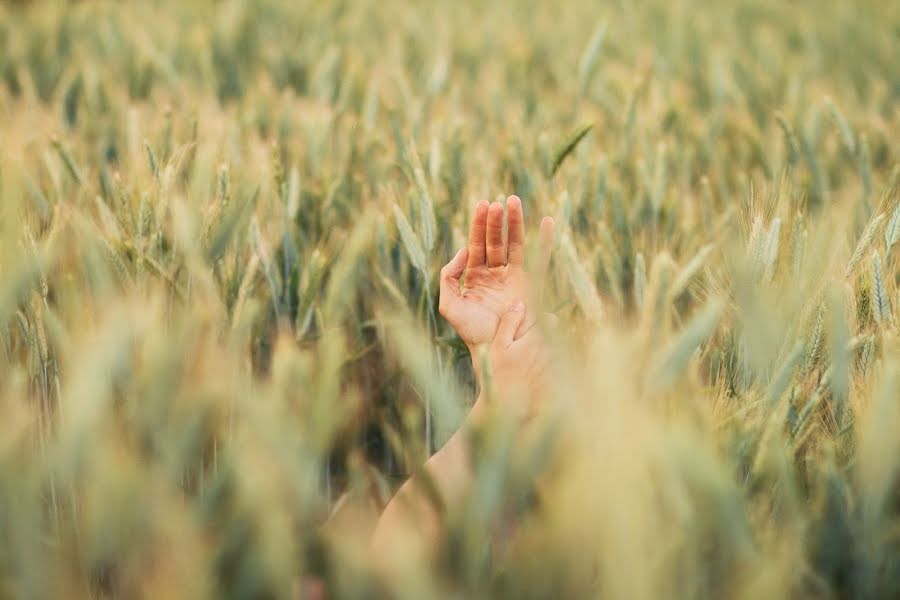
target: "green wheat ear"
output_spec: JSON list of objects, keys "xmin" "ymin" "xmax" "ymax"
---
[
  {"xmin": 884, "ymin": 203, "xmax": 900, "ymax": 253},
  {"xmin": 870, "ymin": 252, "xmax": 891, "ymax": 326},
  {"xmin": 144, "ymin": 139, "xmax": 159, "ymax": 180},
  {"xmin": 825, "ymin": 96, "xmax": 856, "ymax": 156},
  {"xmin": 651, "ymin": 298, "xmax": 724, "ymax": 393},
  {"xmin": 549, "ymin": 124, "xmax": 593, "ymax": 178},
  {"xmin": 766, "ymin": 342, "xmax": 804, "ymax": 407},
  {"xmin": 762, "ymin": 218, "xmax": 781, "ymax": 283},
  {"xmin": 670, "ymin": 244, "xmax": 713, "ymax": 299},
  {"xmin": 805, "ymin": 303, "xmax": 826, "ymax": 373},
  {"xmin": 633, "ymin": 252, "xmax": 647, "ymax": 309},
  {"xmin": 642, "ymin": 252, "xmax": 675, "ymax": 341},
  {"xmin": 392, "ymin": 204, "xmax": 426, "ymax": 274},
  {"xmin": 578, "ymin": 22, "xmax": 607, "ymax": 95},
  {"xmin": 846, "ymin": 212, "xmax": 885, "ymax": 278},
  {"xmin": 51, "ymin": 137, "xmax": 84, "ymax": 186},
  {"xmin": 775, "ymin": 113, "xmax": 800, "ymax": 166},
  {"xmin": 560, "ymin": 232, "xmax": 603, "ymax": 321}
]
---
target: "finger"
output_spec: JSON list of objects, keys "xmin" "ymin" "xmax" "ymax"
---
[
  {"xmin": 440, "ymin": 247, "xmax": 468, "ymax": 285},
  {"xmin": 439, "ymin": 248, "xmax": 468, "ymax": 315},
  {"xmin": 467, "ymin": 201, "xmax": 489, "ymax": 268},
  {"xmin": 507, "ymin": 195, "xmax": 526, "ymax": 266},
  {"xmin": 538, "ymin": 216, "xmax": 555, "ymax": 275},
  {"xmin": 494, "ymin": 301, "xmax": 525, "ymax": 348},
  {"xmin": 486, "ymin": 201, "xmax": 506, "ymax": 267}
]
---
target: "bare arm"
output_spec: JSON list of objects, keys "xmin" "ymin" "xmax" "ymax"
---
[
  {"xmin": 370, "ymin": 304, "xmax": 551, "ymax": 555},
  {"xmin": 369, "ymin": 397, "xmax": 484, "ymax": 554},
  {"xmin": 371, "ymin": 197, "xmax": 554, "ymax": 556}
]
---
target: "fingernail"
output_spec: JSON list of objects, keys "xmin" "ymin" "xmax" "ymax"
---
[{"xmin": 513, "ymin": 301, "xmax": 524, "ymax": 312}]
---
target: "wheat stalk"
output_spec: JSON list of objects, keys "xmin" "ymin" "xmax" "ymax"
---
[{"xmin": 845, "ymin": 212, "xmax": 885, "ymax": 277}]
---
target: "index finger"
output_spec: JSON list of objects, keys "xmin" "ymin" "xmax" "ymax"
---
[{"xmin": 467, "ymin": 201, "xmax": 489, "ymax": 268}]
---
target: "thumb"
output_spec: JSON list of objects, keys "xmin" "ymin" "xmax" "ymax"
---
[
  {"xmin": 494, "ymin": 301, "xmax": 526, "ymax": 348},
  {"xmin": 440, "ymin": 247, "xmax": 468, "ymax": 284},
  {"xmin": 439, "ymin": 247, "xmax": 469, "ymax": 304}
]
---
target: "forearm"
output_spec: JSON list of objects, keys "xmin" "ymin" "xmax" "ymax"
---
[{"xmin": 370, "ymin": 396, "xmax": 484, "ymax": 553}]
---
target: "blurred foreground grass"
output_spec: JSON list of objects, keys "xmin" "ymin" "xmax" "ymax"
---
[{"xmin": 0, "ymin": 0, "xmax": 899, "ymax": 598}]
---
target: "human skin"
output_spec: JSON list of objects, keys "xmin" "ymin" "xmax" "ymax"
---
[
  {"xmin": 370, "ymin": 198, "xmax": 555, "ymax": 558},
  {"xmin": 369, "ymin": 304, "xmax": 553, "ymax": 556},
  {"xmin": 438, "ymin": 196, "xmax": 555, "ymax": 353}
]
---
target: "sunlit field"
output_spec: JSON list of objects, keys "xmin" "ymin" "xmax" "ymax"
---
[{"xmin": 0, "ymin": 0, "xmax": 898, "ymax": 597}]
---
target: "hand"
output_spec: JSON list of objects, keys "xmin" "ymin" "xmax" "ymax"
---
[
  {"xmin": 438, "ymin": 196, "xmax": 554, "ymax": 352},
  {"xmin": 473, "ymin": 301, "xmax": 555, "ymax": 421},
  {"xmin": 371, "ymin": 301, "xmax": 557, "ymax": 557}
]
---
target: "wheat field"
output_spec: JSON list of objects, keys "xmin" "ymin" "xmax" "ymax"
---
[{"xmin": 0, "ymin": 0, "xmax": 898, "ymax": 598}]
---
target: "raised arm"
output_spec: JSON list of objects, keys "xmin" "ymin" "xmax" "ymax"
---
[
  {"xmin": 370, "ymin": 304, "xmax": 552, "ymax": 555},
  {"xmin": 371, "ymin": 197, "xmax": 555, "ymax": 556}
]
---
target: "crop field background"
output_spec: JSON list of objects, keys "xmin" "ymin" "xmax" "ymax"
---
[{"xmin": 0, "ymin": 0, "xmax": 898, "ymax": 598}]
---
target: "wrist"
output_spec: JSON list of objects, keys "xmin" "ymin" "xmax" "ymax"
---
[{"xmin": 467, "ymin": 342, "xmax": 489, "ymax": 386}]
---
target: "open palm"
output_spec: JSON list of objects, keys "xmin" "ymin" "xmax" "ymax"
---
[{"xmin": 439, "ymin": 196, "xmax": 554, "ymax": 350}]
